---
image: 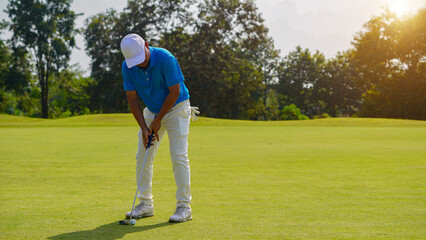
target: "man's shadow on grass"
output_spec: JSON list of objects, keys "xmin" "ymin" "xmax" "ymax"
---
[{"xmin": 48, "ymin": 221, "xmax": 172, "ymax": 240}]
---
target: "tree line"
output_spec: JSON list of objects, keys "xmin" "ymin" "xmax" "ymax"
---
[{"xmin": 1, "ymin": 0, "xmax": 425, "ymax": 120}]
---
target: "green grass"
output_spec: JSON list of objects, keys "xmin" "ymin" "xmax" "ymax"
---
[{"xmin": 0, "ymin": 114, "xmax": 425, "ymax": 239}]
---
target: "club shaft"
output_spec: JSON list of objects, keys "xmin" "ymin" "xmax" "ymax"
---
[{"xmin": 129, "ymin": 146, "xmax": 150, "ymax": 221}]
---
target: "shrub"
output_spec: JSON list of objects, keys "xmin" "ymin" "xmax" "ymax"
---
[
  {"xmin": 313, "ymin": 113, "xmax": 332, "ymax": 119},
  {"xmin": 280, "ymin": 104, "xmax": 309, "ymax": 120}
]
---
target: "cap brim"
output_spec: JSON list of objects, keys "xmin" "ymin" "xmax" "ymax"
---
[{"xmin": 126, "ymin": 52, "xmax": 146, "ymax": 68}]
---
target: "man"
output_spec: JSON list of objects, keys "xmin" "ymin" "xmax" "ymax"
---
[{"xmin": 120, "ymin": 33, "xmax": 197, "ymax": 223}]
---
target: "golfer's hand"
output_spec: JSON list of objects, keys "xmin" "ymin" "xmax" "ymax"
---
[
  {"xmin": 149, "ymin": 118, "xmax": 161, "ymax": 143},
  {"xmin": 142, "ymin": 129, "xmax": 151, "ymax": 150}
]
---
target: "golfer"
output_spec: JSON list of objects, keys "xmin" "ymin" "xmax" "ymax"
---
[{"xmin": 120, "ymin": 33, "xmax": 197, "ymax": 223}]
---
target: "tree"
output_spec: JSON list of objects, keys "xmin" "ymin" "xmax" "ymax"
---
[
  {"xmin": 0, "ymin": 26, "xmax": 12, "ymax": 113},
  {"xmin": 84, "ymin": 0, "xmax": 274, "ymax": 119},
  {"xmin": 5, "ymin": 0, "xmax": 80, "ymax": 118},
  {"xmin": 352, "ymin": 8, "xmax": 426, "ymax": 119},
  {"xmin": 277, "ymin": 46, "xmax": 327, "ymax": 117},
  {"xmin": 84, "ymin": 0, "xmax": 193, "ymax": 113},
  {"xmin": 249, "ymin": 37, "xmax": 280, "ymax": 120},
  {"xmin": 0, "ymin": 20, "xmax": 36, "ymax": 115},
  {"xmin": 179, "ymin": 0, "xmax": 270, "ymax": 119},
  {"xmin": 316, "ymin": 50, "xmax": 361, "ymax": 117},
  {"xmin": 0, "ymin": 22, "xmax": 10, "ymax": 93},
  {"xmin": 49, "ymin": 65, "xmax": 94, "ymax": 118}
]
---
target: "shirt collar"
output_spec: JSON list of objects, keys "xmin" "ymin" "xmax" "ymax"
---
[{"xmin": 146, "ymin": 46, "xmax": 156, "ymax": 69}]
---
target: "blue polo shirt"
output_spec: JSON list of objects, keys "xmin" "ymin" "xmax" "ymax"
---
[{"xmin": 122, "ymin": 47, "xmax": 190, "ymax": 113}]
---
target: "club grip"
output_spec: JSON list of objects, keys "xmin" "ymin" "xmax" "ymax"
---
[{"xmin": 147, "ymin": 132, "xmax": 154, "ymax": 149}]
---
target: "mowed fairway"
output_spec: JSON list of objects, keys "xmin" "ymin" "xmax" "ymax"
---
[{"xmin": 0, "ymin": 114, "xmax": 425, "ymax": 239}]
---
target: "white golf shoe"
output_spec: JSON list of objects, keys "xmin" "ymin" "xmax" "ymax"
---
[
  {"xmin": 125, "ymin": 203, "xmax": 154, "ymax": 219},
  {"xmin": 169, "ymin": 206, "xmax": 192, "ymax": 223}
]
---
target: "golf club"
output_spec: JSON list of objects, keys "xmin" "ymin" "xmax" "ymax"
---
[{"xmin": 119, "ymin": 131, "xmax": 154, "ymax": 225}]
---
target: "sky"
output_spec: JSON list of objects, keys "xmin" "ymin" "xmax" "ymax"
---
[{"xmin": 1, "ymin": 0, "xmax": 425, "ymax": 75}]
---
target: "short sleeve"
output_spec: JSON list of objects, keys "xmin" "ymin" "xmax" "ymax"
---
[
  {"xmin": 162, "ymin": 56, "xmax": 185, "ymax": 87},
  {"xmin": 122, "ymin": 62, "xmax": 136, "ymax": 91}
]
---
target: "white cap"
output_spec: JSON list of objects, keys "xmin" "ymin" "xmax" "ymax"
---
[{"xmin": 120, "ymin": 33, "xmax": 146, "ymax": 68}]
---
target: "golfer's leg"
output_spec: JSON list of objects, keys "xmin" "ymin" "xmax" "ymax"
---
[
  {"xmin": 167, "ymin": 105, "xmax": 192, "ymax": 207},
  {"xmin": 136, "ymin": 109, "xmax": 166, "ymax": 204}
]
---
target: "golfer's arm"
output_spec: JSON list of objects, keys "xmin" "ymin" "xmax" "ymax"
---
[
  {"xmin": 126, "ymin": 91, "xmax": 148, "ymax": 131},
  {"xmin": 156, "ymin": 84, "xmax": 180, "ymax": 121}
]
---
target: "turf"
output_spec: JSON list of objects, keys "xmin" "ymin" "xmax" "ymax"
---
[{"xmin": 0, "ymin": 114, "xmax": 425, "ymax": 239}]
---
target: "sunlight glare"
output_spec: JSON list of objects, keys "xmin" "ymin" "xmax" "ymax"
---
[{"xmin": 389, "ymin": 0, "xmax": 410, "ymax": 17}]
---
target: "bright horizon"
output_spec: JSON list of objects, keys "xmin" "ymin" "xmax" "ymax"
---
[{"xmin": 1, "ymin": 0, "xmax": 425, "ymax": 75}]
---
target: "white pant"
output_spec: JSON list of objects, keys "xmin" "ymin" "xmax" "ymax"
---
[{"xmin": 136, "ymin": 100, "xmax": 192, "ymax": 207}]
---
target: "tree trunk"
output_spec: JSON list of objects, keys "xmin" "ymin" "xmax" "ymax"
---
[
  {"xmin": 39, "ymin": 62, "xmax": 48, "ymax": 118},
  {"xmin": 41, "ymin": 82, "xmax": 48, "ymax": 118},
  {"xmin": 263, "ymin": 81, "xmax": 268, "ymax": 120},
  {"xmin": 40, "ymin": 76, "xmax": 47, "ymax": 118}
]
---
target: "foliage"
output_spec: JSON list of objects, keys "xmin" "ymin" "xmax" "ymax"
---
[
  {"xmin": 84, "ymin": 0, "xmax": 271, "ymax": 119},
  {"xmin": 49, "ymin": 65, "xmax": 94, "ymax": 118},
  {"xmin": 5, "ymin": 0, "xmax": 80, "ymax": 118},
  {"xmin": 318, "ymin": 50, "xmax": 361, "ymax": 117},
  {"xmin": 1, "ymin": 19, "xmax": 92, "ymax": 118},
  {"xmin": 280, "ymin": 104, "xmax": 309, "ymax": 120},
  {"xmin": 84, "ymin": 0, "xmax": 194, "ymax": 113},
  {"xmin": 0, "ymin": 22, "xmax": 39, "ymax": 116},
  {"xmin": 313, "ymin": 112, "xmax": 332, "ymax": 119},
  {"xmin": 264, "ymin": 89, "xmax": 281, "ymax": 120},
  {"xmin": 250, "ymin": 37, "xmax": 281, "ymax": 120},
  {"xmin": 1, "ymin": 1, "xmax": 425, "ymax": 120},
  {"xmin": 352, "ymin": 8, "xmax": 426, "ymax": 119},
  {"xmin": 277, "ymin": 46, "xmax": 327, "ymax": 117}
]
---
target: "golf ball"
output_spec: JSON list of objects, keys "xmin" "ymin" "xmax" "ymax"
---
[{"xmin": 130, "ymin": 219, "xmax": 136, "ymax": 225}]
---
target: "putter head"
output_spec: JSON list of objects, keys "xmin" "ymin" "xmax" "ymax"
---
[{"xmin": 118, "ymin": 220, "xmax": 135, "ymax": 225}]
